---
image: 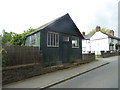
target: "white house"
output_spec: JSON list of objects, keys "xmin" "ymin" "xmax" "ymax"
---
[
  {"xmin": 82, "ymin": 32, "xmax": 92, "ymax": 53},
  {"xmin": 82, "ymin": 26, "xmax": 120, "ymax": 55}
]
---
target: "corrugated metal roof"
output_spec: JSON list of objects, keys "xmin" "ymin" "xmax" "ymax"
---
[
  {"xmin": 25, "ymin": 14, "xmax": 64, "ymax": 37},
  {"xmin": 25, "ymin": 13, "xmax": 84, "ymax": 39}
]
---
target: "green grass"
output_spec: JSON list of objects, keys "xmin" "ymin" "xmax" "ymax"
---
[{"xmin": 95, "ymin": 55, "xmax": 102, "ymax": 58}]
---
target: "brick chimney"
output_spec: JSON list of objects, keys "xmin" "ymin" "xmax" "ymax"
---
[
  {"xmin": 110, "ymin": 30, "xmax": 114, "ymax": 36},
  {"xmin": 82, "ymin": 32, "xmax": 85, "ymax": 37},
  {"xmin": 96, "ymin": 26, "xmax": 101, "ymax": 32}
]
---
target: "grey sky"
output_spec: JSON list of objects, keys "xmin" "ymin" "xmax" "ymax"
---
[{"xmin": 0, "ymin": 0, "xmax": 119, "ymax": 36}]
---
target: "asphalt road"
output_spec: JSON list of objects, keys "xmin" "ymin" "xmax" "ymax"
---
[{"xmin": 51, "ymin": 56, "xmax": 119, "ymax": 88}]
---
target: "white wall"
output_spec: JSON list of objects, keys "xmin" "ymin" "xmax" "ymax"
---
[
  {"xmin": 91, "ymin": 38, "xmax": 109, "ymax": 55},
  {"xmin": 90, "ymin": 31, "xmax": 108, "ymax": 40},
  {"xmin": 82, "ymin": 39, "xmax": 91, "ymax": 53},
  {"xmin": 82, "ymin": 31, "xmax": 120, "ymax": 55},
  {"xmin": 90, "ymin": 31, "xmax": 109, "ymax": 55}
]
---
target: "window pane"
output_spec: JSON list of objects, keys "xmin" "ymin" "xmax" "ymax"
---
[
  {"xmin": 47, "ymin": 32, "xmax": 59, "ymax": 47},
  {"xmin": 72, "ymin": 36, "xmax": 79, "ymax": 48},
  {"xmin": 50, "ymin": 33, "xmax": 52, "ymax": 46},
  {"xmin": 56, "ymin": 34, "xmax": 59, "ymax": 46},
  {"xmin": 30, "ymin": 34, "xmax": 36, "ymax": 45},
  {"xmin": 54, "ymin": 34, "xmax": 56, "ymax": 46}
]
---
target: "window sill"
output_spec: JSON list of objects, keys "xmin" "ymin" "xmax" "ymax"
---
[{"xmin": 47, "ymin": 45, "xmax": 59, "ymax": 48}]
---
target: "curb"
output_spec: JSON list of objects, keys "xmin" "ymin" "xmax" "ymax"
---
[{"xmin": 40, "ymin": 62, "xmax": 110, "ymax": 89}]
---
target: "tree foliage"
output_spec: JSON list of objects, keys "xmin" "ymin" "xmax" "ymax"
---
[
  {"xmin": 89, "ymin": 28, "xmax": 110, "ymax": 35},
  {"xmin": 10, "ymin": 28, "xmax": 36, "ymax": 46},
  {"xmin": 10, "ymin": 34, "xmax": 24, "ymax": 46},
  {"xmin": 1, "ymin": 27, "xmax": 36, "ymax": 46},
  {"xmin": 2, "ymin": 30, "xmax": 15, "ymax": 46}
]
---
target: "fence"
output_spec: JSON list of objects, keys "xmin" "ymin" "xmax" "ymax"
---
[
  {"xmin": 2, "ymin": 46, "xmax": 96, "ymax": 85},
  {"xmin": 2, "ymin": 53, "xmax": 96, "ymax": 85},
  {"xmin": 2, "ymin": 46, "xmax": 43, "ymax": 67}
]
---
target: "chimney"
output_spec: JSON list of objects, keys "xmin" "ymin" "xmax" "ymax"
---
[
  {"xmin": 82, "ymin": 32, "xmax": 85, "ymax": 37},
  {"xmin": 96, "ymin": 26, "xmax": 101, "ymax": 32},
  {"xmin": 110, "ymin": 30, "xmax": 114, "ymax": 36}
]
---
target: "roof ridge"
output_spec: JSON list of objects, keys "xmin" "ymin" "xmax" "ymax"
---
[
  {"xmin": 25, "ymin": 13, "xmax": 69, "ymax": 37},
  {"xmin": 100, "ymin": 31, "xmax": 120, "ymax": 40},
  {"xmin": 36, "ymin": 13, "xmax": 69, "ymax": 31}
]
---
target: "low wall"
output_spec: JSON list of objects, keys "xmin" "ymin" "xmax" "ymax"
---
[
  {"xmin": 2, "ymin": 63, "xmax": 71, "ymax": 85},
  {"xmin": 102, "ymin": 51, "xmax": 120, "ymax": 58},
  {"xmin": 3, "ymin": 53, "xmax": 96, "ymax": 85},
  {"xmin": 115, "ymin": 52, "xmax": 120, "ymax": 56},
  {"xmin": 82, "ymin": 53, "xmax": 95, "ymax": 62}
]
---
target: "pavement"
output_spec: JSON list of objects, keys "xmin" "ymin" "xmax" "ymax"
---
[{"xmin": 2, "ymin": 57, "xmax": 111, "ymax": 89}]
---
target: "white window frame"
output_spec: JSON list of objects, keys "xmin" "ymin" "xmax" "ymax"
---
[
  {"xmin": 47, "ymin": 31, "xmax": 59, "ymax": 47},
  {"xmin": 72, "ymin": 36, "xmax": 79, "ymax": 48}
]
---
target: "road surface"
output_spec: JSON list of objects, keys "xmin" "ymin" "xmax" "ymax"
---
[{"xmin": 51, "ymin": 56, "xmax": 118, "ymax": 88}]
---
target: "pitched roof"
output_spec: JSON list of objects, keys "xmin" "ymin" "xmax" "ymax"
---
[
  {"xmin": 101, "ymin": 31, "xmax": 120, "ymax": 40},
  {"xmin": 84, "ymin": 31, "xmax": 120, "ymax": 40},
  {"xmin": 25, "ymin": 15, "xmax": 63, "ymax": 37},
  {"xmin": 26, "ymin": 13, "xmax": 84, "ymax": 39},
  {"xmin": 35, "ymin": 15, "xmax": 63, "ymax": 31},
  {"xmin": 84, "ymin": 33, "xmax": 94, "ymax": 39}
]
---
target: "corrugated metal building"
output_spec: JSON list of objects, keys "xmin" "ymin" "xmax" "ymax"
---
[{"xmin": 25, "ymin": 13, "xmax": 84, "ymax": 63}]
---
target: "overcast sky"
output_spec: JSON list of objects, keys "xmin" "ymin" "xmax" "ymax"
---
[{"xmin": 0, "ymin": 0, "xmax": 119, "ymax": 36}]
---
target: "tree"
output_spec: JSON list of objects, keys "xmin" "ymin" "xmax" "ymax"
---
[
  {"xmin": 10, "ymin": 27, "xmax": 36, "ymax": 46},
  {"xmin": 2, "ymin": 30, "xmax": 14, "ymax": 46},
  {"xmin": 101, "ymin": 28, "xmax": 110, "ymax": 34},
  {"xmin": 22, "ymin": 27, "xmax": 36, "ymax": 36},
  {"xmin": 10, "ymin": 34, "xmax": 24, "ymax": 46},
  {"xmin": 89, "ymin": 29, "xmax": 96, "ymax": 35},
  {"xmin": 1, "ymin": 27, "xmax": 36, "ymax": 46},
  {"xmin": 89, "ymin": 28, "xmax": 110, "ymax": 35}
]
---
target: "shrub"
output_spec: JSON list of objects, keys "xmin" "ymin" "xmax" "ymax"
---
[
  {"xmin": 95, "ymin": 55, "xmax": 102, "ymax": 58},
  {"xmin": 1, "ymin": 48, "xmax": 9, "ymax": 67}
]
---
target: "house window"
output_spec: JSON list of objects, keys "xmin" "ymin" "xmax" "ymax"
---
[
  {"xmin": 116, "ymin": 44, "xmax": 118, "ymax": 50},
  {"xmin": 109, "ymin": 44, "xmax": 114, "ymax": 51},
  {"xmin": 72, "ymin": 36, "xmax": 79, "ymax": 48},
  {"xmin": 82, "ymin": 47, "xmax": 86, "ymax": 52},
  {"xmin": 30, "ymin": 34, "xmax": 36, "ymax": 45},
  {"xmin": 110, "ymin": 46, "xmax": 112, "ymax": 51},
  {"xmin": 63, "ymin": 36, "xmax": 69, "ymax": 42},
  {"xmin": 47, "ymin": 32, "xmax": 59, "ymax": 47}
]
